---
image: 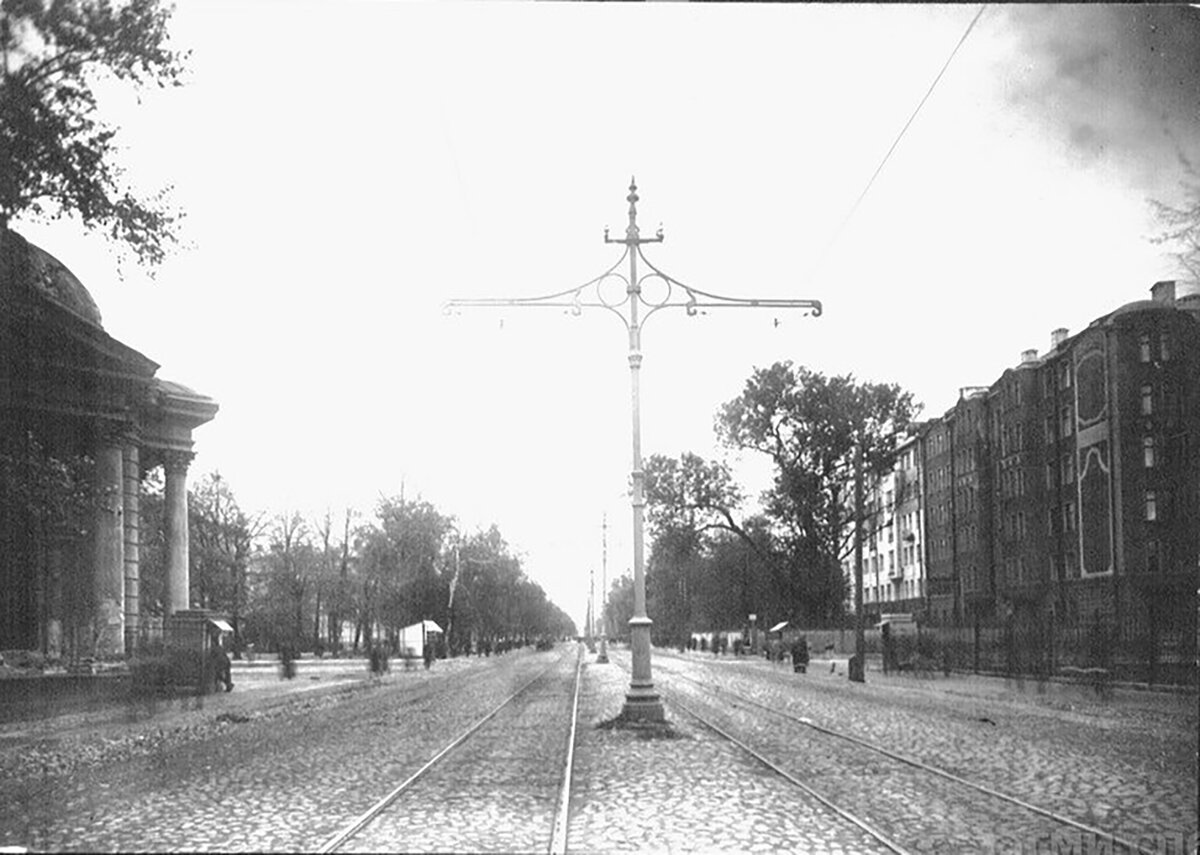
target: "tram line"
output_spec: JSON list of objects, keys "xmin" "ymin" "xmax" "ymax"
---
[
  {"xmin": 318, "ymin": 645, "xmax": 583, "ymax": 854},
  {"xmin": 650, "ymin": 654, "xmax": 1151, "ymax": 854},
  {"xmin": 608, "ymin": 657, "xmax": 909, "ymax": 854}
]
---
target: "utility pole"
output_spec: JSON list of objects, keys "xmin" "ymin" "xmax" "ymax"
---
[
  {"xmin": 852, "ymin": 439, "xmax": 866, "ymax": 683},
  {"xmin": 597, "ymin": 514, "xmax": 609, "ymax": 663},
  {"xmin": 446, "ymin": 180, "xmax": 822, "ymax": 721}
]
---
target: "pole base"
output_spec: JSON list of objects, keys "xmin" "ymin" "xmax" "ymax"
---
[{"xmin": 621, "ymin": 692, "xmax": 665, "ymax": 722}]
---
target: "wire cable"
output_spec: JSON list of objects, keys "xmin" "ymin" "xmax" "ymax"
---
[{"xmin": 805, "ymin": 5, "xmax": 988, "ymax": 286}]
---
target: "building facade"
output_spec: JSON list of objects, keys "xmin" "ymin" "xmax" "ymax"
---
[
  {"xmin": 1, "ymin": 229, "xmax": 218, "ymax": 660},
  {"xmin": 847, "ymin": 281, "xmax": 1199, "ymax": 668}
]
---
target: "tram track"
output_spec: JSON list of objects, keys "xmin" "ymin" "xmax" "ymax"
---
[
  {"xmin": 647, "ymin": 653, "xmax": 1154, "ymax": 854},
  {"xmin": 607, "ymin": 656, "xmax": 908, "ymax": 854},
  {"xmin": 319, "ymin": 644, "xmax": 583, "ymax": 854}
]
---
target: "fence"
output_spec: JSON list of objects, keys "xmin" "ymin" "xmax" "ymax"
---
[{"xmin": 787, "ymin": 615, "xmax": 1195, "ymax": 687}]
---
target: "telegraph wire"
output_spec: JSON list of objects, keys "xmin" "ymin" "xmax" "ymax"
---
[{"xmin": 804, "ymin": 5, "xmax": 989, "ymax": 287}]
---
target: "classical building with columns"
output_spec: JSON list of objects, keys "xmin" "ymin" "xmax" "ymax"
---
[{"xmin": 1, "ymin": 229, "xmax": 217, "ymax": 660}]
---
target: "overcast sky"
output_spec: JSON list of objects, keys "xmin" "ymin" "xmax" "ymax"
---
[{"xmin": 17, "ymin": 2, "xmax": 1200, "ymax": 632}]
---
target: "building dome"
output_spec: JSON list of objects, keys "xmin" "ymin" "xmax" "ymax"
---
[{"xmin": 1, "ymin": 229, "xmax": 103, "ymax": 327}]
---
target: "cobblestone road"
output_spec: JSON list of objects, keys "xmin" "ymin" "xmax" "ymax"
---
[
  {"xmin": 0, "ymin": 650, "xmax": 560, "ymax": 852},
  {"xmin": 567, "ymin": 657, "xmax": 891, "ymax": 854},
  {"xmin": 336, "ymin": 647, "xmax": 579, "ymax": 853},
  {"xmin": 0, "ymin": 644, "xmax": 1194, "ymax": 854},
  {"xmin": 651, "ymin": 649, "xmax": 1198, "ymax": 854}
]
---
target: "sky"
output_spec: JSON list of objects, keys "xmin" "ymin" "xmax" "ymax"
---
[{"xmin": 15, "ymin": 2, "xmax": 1200, "ymax": 633}]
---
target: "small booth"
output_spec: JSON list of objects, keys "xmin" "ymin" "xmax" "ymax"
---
[
  {"xmin": 397, "ymin": 619, "xmax": 443, "ymax": 662},
  {"xmin": 766, "ymin": 620, "xmax": 790, "ymax": 662},
  {"xmin": 162, "ymin": 609, "xmax": 233, "ymax": 694},
  {"xmin": 878, "ymin": 613, "xmax": 918, "ymax": 674}
]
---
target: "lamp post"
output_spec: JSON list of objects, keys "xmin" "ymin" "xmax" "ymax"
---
[
  {"xmin": 446, "ymin": 179, "xmax": 821, "ymax": 721},
  {"xmin": 597, "ymin": 513, "xmax": 609, "ymax": 664}
]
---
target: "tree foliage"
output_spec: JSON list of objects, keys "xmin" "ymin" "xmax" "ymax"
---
[
  {"xmin": 1150, "ymin": 152, "xmax": 1200, "ymax": 287},
  {"xmin": 0, "ymin": 0, "xmax": 187, "ymax": 270},
  {"xmin": 717, "ymin": 362, "xmax": 918, "ymax": 567},
  {"xmin": 187, "ymin": 472, "xmax": 262, "ymax": 652},
  {"xmin": 641, "ymin": 362, "xmax": 919, "ymax": 637}
]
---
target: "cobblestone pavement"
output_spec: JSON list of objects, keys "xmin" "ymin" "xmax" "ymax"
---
[
  {"xmin": 338, "ymin": 647, "xmax": 580, "ymax": 853},
  {"xmin": 650, "ymin": 649, "xmax": 1198, "ymax": 854},
  {"xmin": 0, "ymin": 649, "xmax": 563, "ymax": 852},
  {"xmin": 1, "ymin": 644, "xmax": 1194, "ymax": 854},
  {"xmin": 567, "ymin": 657, "xmax": 892, "ymax": 854}
]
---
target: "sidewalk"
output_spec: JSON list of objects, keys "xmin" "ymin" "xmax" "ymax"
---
[
  {"xmin": 0, "ymin": 655, "xmax": 475, "ymax": 747},
  {"xmin": 665, "ymin": 648, "xmax": 1197, "ymax": 720}
]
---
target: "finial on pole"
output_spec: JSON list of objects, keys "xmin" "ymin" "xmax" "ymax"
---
[{"xmin": 627, "ymin": 177, "xmax": 639, "ymax": 238}]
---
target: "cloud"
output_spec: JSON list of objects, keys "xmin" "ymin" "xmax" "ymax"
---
[{"xmin": 1000, "ymin": 4, "xmax": 1200, "ymax": 199}]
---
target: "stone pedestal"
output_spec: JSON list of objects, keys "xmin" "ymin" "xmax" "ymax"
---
[{"xmin": 622, "ymin": 616, "xmax": 664, "ymax": 721}]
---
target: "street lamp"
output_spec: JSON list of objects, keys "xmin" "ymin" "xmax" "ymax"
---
[
  {"xmin": 597, "ymin": 514, "xmax": 610, "ymax": 664},
  {"xmin": 445, "ymin": 179, "xmax": 822, "ymax": 721}
]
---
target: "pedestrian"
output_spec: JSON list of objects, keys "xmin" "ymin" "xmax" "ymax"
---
[
  {"xmin": 423, "ymin": 642, "xmax": 434, "ymax": 670},
  {"xmin": 790, "ymin": 635, "xmax": 809, "ymax": 674},
  {"xmin": 214, "ymin": 636, "xmax": 233, "ymax": 692},
  {"xmin": 280, "ymin": 643, "xmax": 297, "ymax": 680}
]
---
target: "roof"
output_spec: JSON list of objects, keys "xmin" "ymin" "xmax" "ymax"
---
[{"xmin": 5, "ymin": 231, "xmax": 105, "ymax": 327}]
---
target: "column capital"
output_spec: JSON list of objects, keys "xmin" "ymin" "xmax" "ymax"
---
[
  {"xmin": 162, "ymin": 449, "xmax": 195, "ymax": 475},
  {"xmin": 94, "ymin": 419, "xmax": 138, "ymax": 449}
]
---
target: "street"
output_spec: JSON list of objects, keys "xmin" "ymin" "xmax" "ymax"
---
[{"xmin": 0, "ymin": 645, "xmax": 1195, "ymax": 853}]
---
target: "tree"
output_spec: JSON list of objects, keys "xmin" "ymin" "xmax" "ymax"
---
[
  {"xmin": 1150, "ymin": 152, "xmax": 1200, "ymax": 288},
  {"xmin": 188, "ymin": 472, "xmax": 263, "ymax": 655},
  {"xmin": 716, "ymin": 362, "xmax": 919, "ymax": 622},
  {"xmin": 313, "ymin": 507, "xmax": 356, "ymax": 653},
  {"xmin": 251, "ymin": 512, "xmax": 315, "ymax": 649},
  {"xmin": 0, "ymin": 0, "xmax": 187, "ymax": 270},
  {"xmin": 605, "ymin": 573, "xmax": 634, "ymax": 641}
]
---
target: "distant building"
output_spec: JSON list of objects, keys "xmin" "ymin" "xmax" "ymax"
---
[{"xmin": 845, "ymin": 281, "xmax": 1199, "ymax": 663}]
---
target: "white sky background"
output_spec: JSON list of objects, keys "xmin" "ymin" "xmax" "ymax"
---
[{"xmin": 16, "ymin": 2, "xmax": 1200, "ymax": 633}]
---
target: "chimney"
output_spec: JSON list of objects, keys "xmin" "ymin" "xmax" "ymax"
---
[
  {"xmin": 1021, "ymin": 348, "xmax": 1038, "ymax": 364},
  {"xmin": 1151, "ymin": 280, "xmax": 1176, "ymax": 304},
  {"xmin": 1051, "ymin": 328, "xmax": 1069, "ymax": 349}
]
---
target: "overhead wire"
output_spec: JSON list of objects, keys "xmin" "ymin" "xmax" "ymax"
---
[{"xmin": 803, "ymin": 5, "xmax": 989, "ymax": 287}]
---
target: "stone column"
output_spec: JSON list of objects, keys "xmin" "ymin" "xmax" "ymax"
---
[
  {"xmin": 92, "ymin": 433, "xmax": 126, "ymax": 658},
  {"xmin": 163, "ymin": 450, "xmax": 194, "ymax": 615},
  {"xmin": 123, "ymin": 442, "xmax": 141, "ymax": 653}
]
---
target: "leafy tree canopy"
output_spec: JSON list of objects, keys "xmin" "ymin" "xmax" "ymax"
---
[
  {"xmin": 0, "ymin": 0, "xmax": 187, "ymax": 271},
  {"xmin": 1150, "ymin": 152, "xmax": 1200, "ymax": 287},
  {"xmin": 717, "ymin": 362, "xmax": 919, "ymax": 562}
]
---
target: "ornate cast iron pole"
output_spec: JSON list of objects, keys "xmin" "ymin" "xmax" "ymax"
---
[{"xmin": 445, "ymin": 179, "xmax": 822, "ymax": 721}]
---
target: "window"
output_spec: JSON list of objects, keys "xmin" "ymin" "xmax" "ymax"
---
[
  {"xmin": 1045, "ymin": 415, "xmax": 1056, "ymax": 444},
  {"xmin": 1141, "ymin": 385, "xmax": 1154, "ymax": 416},
  {"xmin": 1140, "ymin": 333, "xmax": 1152, "ymax": 362},
  {"xmin": 1015, "ymin": 382, "xmax": 1023, "ymax": 406},
  {"xmin": 1017, "ymin": 511, "xmax": 1027, "ymax": 539},
  {"xmin": 1015, "ymin": 423, "xmax": 1024, "ymax": 451},
  {"xmin": 1143, "ymin": 436, "xmax": 1157, "ymax": 468},
  {"xmin": 1063, "ymin": 501, "xmax": 1077, "ymax": 532},
  {"xmin": 1160, "ymin": 331, "xmax": 1171, "ymax": 361},
  {"xmin": 1061, "ymin": 452, "xmax": 1074, "ymax": 486},
  {"xmin": 1146, "ymin": 540, "xmax": 1160, "ymax": 574},
  {"xmin": 1145, "ymin": 490, "xmax": 1157, "ymax": 522},
  {"xmin": 1163, "ymin": 385, "xmax": 1179, "ymax": 424},
  {"xmin": 1045, "ymin": 463, "xmax": 1055, "ymax": 490},
  {"xmin": 1061, "ymin": 405, "xmax": 1073, "ymax": 437}
]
